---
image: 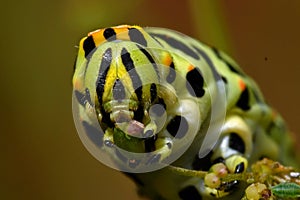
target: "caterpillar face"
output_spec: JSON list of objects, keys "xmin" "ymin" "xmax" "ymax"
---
[
  {"xmin": 72, "ymin": 25, "xmax": 295, "ymax": 199},
  {"xmin": 72, "ymin": 25, "xmax": 212, "ymax": 171}
]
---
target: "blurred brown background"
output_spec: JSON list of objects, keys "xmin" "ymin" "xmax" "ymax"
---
[{"xmin": 1, "ymin": 0, "xmax": 299, "ymax": 199}]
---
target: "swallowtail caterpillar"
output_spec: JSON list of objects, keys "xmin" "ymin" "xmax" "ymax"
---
[{"xmin": 72, "ymin": 25, "xmax": 297, "ymax": 199}]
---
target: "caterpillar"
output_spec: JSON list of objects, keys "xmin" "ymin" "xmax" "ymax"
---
[{"xmin": 72, "ymin": 25, "xmax": 296, "ymax": 199}]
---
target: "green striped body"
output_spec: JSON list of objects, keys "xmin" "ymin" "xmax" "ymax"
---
[{"xmin": 72, "ymin": 25, "xmax": 295, "ymax": 199}]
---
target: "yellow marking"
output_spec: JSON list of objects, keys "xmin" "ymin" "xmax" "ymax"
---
[{"xmin": 101, "ymin": 55, "xmax": 137, "ymax": 103}]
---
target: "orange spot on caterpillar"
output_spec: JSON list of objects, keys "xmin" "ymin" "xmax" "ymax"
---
[
  {"xmin": 88, "ymin": 31, "xmax": 106, "ymax": 47},
  {"xmin": 88, "ymin": 26, "xmax": 133, "ymax": 47},
  {"xmin": 187, "ymin": 65, "xmax": 195, "ymax": 72},
  {"xmin": 238, "ymin": 79, "xmax": 246, "ymax": 91},
  {"xmin": 73, "ymin": 79, "xmax": 83, "ymax": 90},
  {"xmin": 159, "ymin": 51, "xmax": 172, "ymax": 66}
]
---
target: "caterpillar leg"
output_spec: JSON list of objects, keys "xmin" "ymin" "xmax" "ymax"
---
[
  {"xmin": 202, "ymin": 115, "xmax": 252, "ymax": 197},
  {"xmin": 146, "ymin": 137, "xmax": 173, "ymax": 164},
  {"xmin": 103, "ymin": 128, "xmax": 115, "ymax": 147},
  {"xmin": 203, "ymin": 155, "xmax": 248, "ymax": 198}
]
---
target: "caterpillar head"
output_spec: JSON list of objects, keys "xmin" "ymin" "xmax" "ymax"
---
[
  {"xmin": 73, "ymin": 26, "xmax": 182, "ymax": 170},
  {"xmin": 72, "ymin": 25, "xmax": 226, "ymax": 172}
]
